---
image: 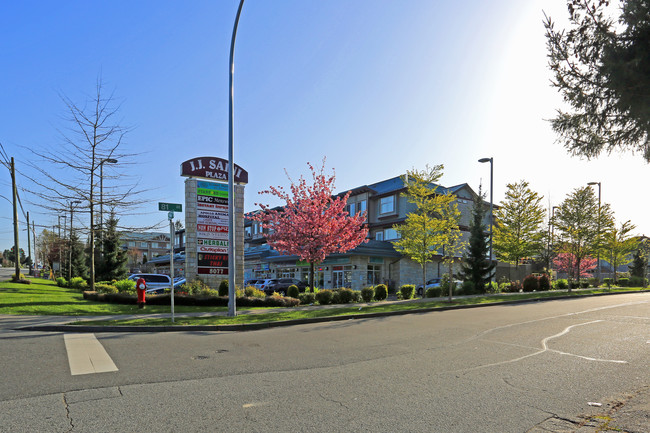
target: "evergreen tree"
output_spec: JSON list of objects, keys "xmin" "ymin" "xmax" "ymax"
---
[
  {"xmin": 69, "ymin": 232, "xmax": 88, "ymax": 280},
  {"xmin": 628, "ymin": 239, "xmax": 648, "ymax": 279},
  {"xmin": 545, "ymin": 0, "xmax": 650, "ymax": 161},
  {"xmin": 96, "ymin": 212, "xmax": 128, "ymax": 281},
  {"xmin": 459, "ymin": 188, "xmax": 495, "ymax": 292}
]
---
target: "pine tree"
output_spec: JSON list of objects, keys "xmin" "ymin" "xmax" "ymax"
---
[
  {"xmin": 628, "ymin": 239, "xmax": 648, "ymax": 280},
  {"xmin": 69, "ymin": 232, "xmax": 88, "ymax": 280},
  {"xmin": 96, "ymin": 211, "xmax": 128, "ymax": 281},
  {"xmin": 459, "ymin": 189, "xmax": 495, "ymax": 292}
]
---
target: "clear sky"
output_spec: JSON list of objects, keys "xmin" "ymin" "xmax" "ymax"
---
[{"xmin": 1, "ymin": 0, "xmax": 648, "ymax": 255}]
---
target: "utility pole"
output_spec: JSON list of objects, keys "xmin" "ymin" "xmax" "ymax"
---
[
  {"xmin": 11, "ymin": 157, "xmax": 20, "ymax": 279},
  {"xmin": 27, "ymin": 211, "xmax": 32, "ymax": 276},
  {"xmin": 32, "ymin": 220, "xmax": 37, "ymax": 276}
]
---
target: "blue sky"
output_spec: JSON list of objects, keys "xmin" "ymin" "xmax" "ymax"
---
[{"xmin": 1, "ymin": 0, "xmax": 648, "ymax": 255}]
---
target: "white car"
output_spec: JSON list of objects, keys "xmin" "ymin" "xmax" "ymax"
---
[
  {"xmin": 128, "ymin": 273, "xmax": 173, "ymax": 294},
  {"xmin": 254, "ymin": 278, "xmax": 274, "ymax": 293}
]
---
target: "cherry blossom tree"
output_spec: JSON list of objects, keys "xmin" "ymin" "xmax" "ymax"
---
[
  {"xmin": 250, "ymin": 160, "xmax": 368, "ymax": 291},
  {"xmin": 553, "ymin": 252, "xmax": 597, "ymax": 286}
]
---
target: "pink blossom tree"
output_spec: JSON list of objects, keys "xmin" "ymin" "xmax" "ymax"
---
[
  {"xmin": 250, "ymin": 160, "xmax": 368, "ymax": 291},
  {"xmin": 553, "ymin": 252, "xmax": 597, "ymax": 287}
]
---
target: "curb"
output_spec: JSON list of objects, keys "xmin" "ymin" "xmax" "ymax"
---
[{"xmin": 16, "ymin": 288, "xmax": 650, "ymax": 333}]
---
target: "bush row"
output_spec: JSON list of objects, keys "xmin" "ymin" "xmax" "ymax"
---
[{"xmin": 83, "ymin": 291, "xmax": 300, "ymax": 307}]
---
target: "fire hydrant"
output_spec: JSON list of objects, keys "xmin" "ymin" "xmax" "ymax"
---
[{"xmin": 136, "ymin": 277, "xmax": 146, "ymax": 309}]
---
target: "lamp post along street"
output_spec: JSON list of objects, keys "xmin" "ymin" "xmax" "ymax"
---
[
  {"xmin": 159, "ymin": 203, "xmax": 181, "ymax": 323},
  {"xmin": 11, "ymin": 157, "xmax": 20, "ymax": 279},
  {"xmin": 588, "ymin": 182, "xmax": 602, "ymax": 282},
  {"xmin": 478, "ymin": 157, "xmax": 494, "ymax": 281},
  {"xmin": 228, "ymin": 0, "xmax": 246, "ymax": 317}
]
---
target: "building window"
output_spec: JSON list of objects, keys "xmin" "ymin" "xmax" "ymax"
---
[
  {"xmin": 384, "ymin": 228, "xmax": 400, "ymax": 240},
  {"xmin": 253, "ymin": 224, "xmax": 258, "ymax": 235},
  {"xmin": 128, "ymin": 241, "xmax": 135, "ymax": 247},
  {"xmin": 359, "ymin": 200, "xmax": 367, "ymax": 214},
  {"xmin": 140, "ymin": 242, "xmax": 148, "ymax": 248},
  {"xmin": 158, "ymin": 242, "xmax": 167, "ymax": 248},
  {"xmin": 367, "ymin": 265, "xmax": 381, "ymax": 285},
  {"xmin": 245, "ymin": 227, "xmax": 252, "ymax": 237},
  {"xmin": 375, "ymin": 231, "xmax": 384, "ymax": 241},
  {"xmin": 346, "ymin": 202, "xmax": 356, "ymax": 216},
  {"xmin": 379, "ymin": 196, "xmax": 394, "ymax": 214}
]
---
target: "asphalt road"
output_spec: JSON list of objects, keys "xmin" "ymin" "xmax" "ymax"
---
[{"xmin": 1, "ymin": 293, "xmax": 648, "ymax": 432}]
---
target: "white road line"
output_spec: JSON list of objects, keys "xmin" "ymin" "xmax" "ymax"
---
[{"xmin": 64, "ymin": 334, "xmax": 118, "ymax": 376}]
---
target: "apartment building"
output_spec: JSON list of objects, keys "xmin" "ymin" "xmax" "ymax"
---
[{"xmin": 244, "ymin": 175, "xmax": 491, "ymax": 291}]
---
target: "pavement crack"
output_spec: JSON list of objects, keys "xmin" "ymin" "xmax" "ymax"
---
[
  {"xmin": 62, "ymin": 393, "xmax": 74, "ymax": 432},
  {"xmin": 317, "ymin": 391, "xmax": 349, "ymax": 409}
]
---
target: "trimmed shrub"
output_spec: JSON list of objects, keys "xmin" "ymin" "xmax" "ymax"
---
[
  {"xmin": 244, "ymin": 286, "xmax": 266, "ymax": 298},
  {"xmin": 400, "ymin": 284, "xmax": 415, "ymax": 300},
  {"xmin": 316, "ymin": 289, "xmax": 333, "ymax": 305},
  {"xmin": 485, "ymin": 281, "xmax": 500, "ymax": 294},
  {"xmin": 523, "ymin": 275, "xmax": 539, "ymax": 292},
  {"xmin": 287, "ymin": 285, "xmax": 300, "ymax": 298},
  {"xmin": 580, "ymin": 279, "xmax": 590, "ymax": 288},
  {"xmin": 460, "ymin": 280, "xmax": 476, "ymax": 295},
  {"xmin": 299, "ymin": 292, "xmax": 316, "ymax": 305},
  {"xmin": 629, "ymin": 276, "xmax": 646, "ymax": 287},
  {"xmin": 568, "ymin": 280, "xmax": 580, "ymax": 290},
  {"xmin": 603, "ymin": 278, "xmax": 613, "ymax": 287},
  {"xmin": 503, "ymin": 280, "xmax": 522, "ymax": 293},
  {"xmin": 374, "ymin": 284, "xmax": 388, "ymax": 301},
  {"xmin": 218, "ymin": 279, "xmax": 229, "ymax": 296},
  {"xmin": 351, "ymin": 290, "xmax": 362, "ymax": 303},
  {"xmin": 588, "ymin": 277, "xmax": 600, "ymax": 288},
  {"xmin": 426, "ymin": 286, "xmax": 443, "ymax": 298},
  {"xmin": 56, "ymin": 277, "xmax": 67, "ymax": 287},
  {"xmin": 538, "ymin": 275, "xmax": 551, "ymax": 291},
  {"xmin": 95, "ymin": 283, "xmax": 118, "ymax": 294},
  {"xmin": 114, "ymin": 278, "xmax": 136, "ymax": 293},
  {"xmin": 330, "ymin": 289, "xmax": 341, "ymax": 304},
  {"xmin": 184, "ymin": 278, "xmax": 210, "ymax": 295},
  {"xmin": 11, "ymin": 273, "xmax": 31, "ymax": 284},
  {"xmin": 617, "ymin": 277, "xmax": 629, "ymax": 287},
  {"xmin": 70, "ymin": 277, "xmax": 87, "ymax": 290},
  {"xmin": 361, "ymin": 286, "xmax": 375, "ymax": 302},
  {"xmin": 336, "ymin": 288, "xmax": 356, "ymax": 304},
  {"xmin": 554, "ymin": 279, "xmax": 568, "ymax": 290}
]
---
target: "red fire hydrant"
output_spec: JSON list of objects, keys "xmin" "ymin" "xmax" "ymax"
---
[{"xmin": 136, "ymin": 277, "xmax": 146, "ymax": 309}]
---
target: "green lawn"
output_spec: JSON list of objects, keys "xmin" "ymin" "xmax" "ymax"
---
[
  {"xmin": 0, "ymin": 277, "xmax": 227, "ymax": 316},
  {"xmin": 1, "ymin": 276, "xmax": 646, "ymax": 324},
  {"xmin": 74, "ymin": 286, "xmax": 648, "ymax": 327}
]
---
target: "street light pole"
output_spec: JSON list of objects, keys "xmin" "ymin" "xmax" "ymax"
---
[
  {"xmin": 588, "ymin": 182, "xmax": 602, "ymax": 282},
  {"xmin": 478, "ymin": 157, "xmax": 494, "ymax": 281},
  {"xmin": 99, "ymin": 158, "xmax": 118, "ymax": 254},
  {"xmin": 227, "ymin": 0, "xmax": 246, "ymax": 317}
]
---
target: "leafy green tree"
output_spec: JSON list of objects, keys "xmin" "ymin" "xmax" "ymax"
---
[
  {"xmin": 493, "ymin": 181, "xmax": 546, "ymax": 268},
  {"xmin": 96, "ymin": 211, "xmax": 128, "ymax": 281},
  {"xmin": 603, "ymin": 220, "xmax": 638, "ymax": 282},
  {"xmin": 459, "ymin": 188, "xmax": 495, "ymax": 292},
  {"xmin": 553, "ymin": 187, "xmax": 599, "ymax": 288},
  {"xmin": 393, "ymin": 165, "xmax": 462, "ymax": 293},
  {"xmin": 544, "ymin": 0, "xmax": 650, "ymax": 161},
  {"xmin": 439, "ymin": 202, "xmax": 464, "ymax": 301}
]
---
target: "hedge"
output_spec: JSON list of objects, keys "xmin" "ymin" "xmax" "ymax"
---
[{"xmin": 82, "ymin": 291, "xmax": 300, "ymax": 307}]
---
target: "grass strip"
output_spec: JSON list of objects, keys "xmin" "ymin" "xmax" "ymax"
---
[{"xmin": 72, "ymin": 287, "xmax": 647, "ymax": 327}]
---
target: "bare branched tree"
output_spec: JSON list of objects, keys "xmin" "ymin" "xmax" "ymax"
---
[{"xmin": 22, "ymin": 78, "xmax": 155, "ymax": 289}]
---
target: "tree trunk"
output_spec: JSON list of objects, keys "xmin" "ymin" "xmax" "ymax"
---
[
  {"xmin": 309, "ymin": 262, "xmax": 314, "ymax": 293},
  {"xmin": 422, "ymin": 265, "xmax": 426, "ymax": 298},
  {"xmin": 448, "ymin": 260, "xmax": 453, "ymax": 302}
]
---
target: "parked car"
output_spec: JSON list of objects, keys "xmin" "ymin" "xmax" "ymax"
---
[
  {"xmin": 245, "ymin": 279, "xmax": 262, "ymax": 287},
  {"xmin": 254, "ymin": 278, "xmax": 275, "ymax": 293},
  {"xmin": 264, "ymin": 278, "xmax": 308, "ymax": 295},
  {"xmin": 128, "ymin": 273, "xmax": 174, "ymax": 294},
  {"xmin": 416, "ymin": 278, "xmax": 441, "ymax": 296}
]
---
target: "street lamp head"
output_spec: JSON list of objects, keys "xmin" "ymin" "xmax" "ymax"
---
[
  {"xmin": 587, "ymin": 181, "xmax": 600, "ymax": 186},
  {"xmin": 104, "ymin": 158, "xmax": 118, "ymax": 164},
  {"xmin": 478, "ymin": 157, "xmax": 492, "ymax": 163}
]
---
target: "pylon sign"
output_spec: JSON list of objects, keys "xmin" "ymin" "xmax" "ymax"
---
[{"xmin": 196, "ymin": 180, "xmax": 229, "ymax": 275}]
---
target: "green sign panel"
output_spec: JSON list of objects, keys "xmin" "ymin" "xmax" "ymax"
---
[{"xmin": 159, "ymin": 202, "xmax": 182, "ymax": 212}]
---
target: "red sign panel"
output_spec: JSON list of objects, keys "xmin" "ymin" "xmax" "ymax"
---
[{"xmin": 180, "ymin": 157, "xmax": 248, "ymax": 184}]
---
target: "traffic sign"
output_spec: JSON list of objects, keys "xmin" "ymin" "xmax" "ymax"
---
[{"xmin": 159, "ymin": 202, "xmax": 182, "ymax": 212}]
